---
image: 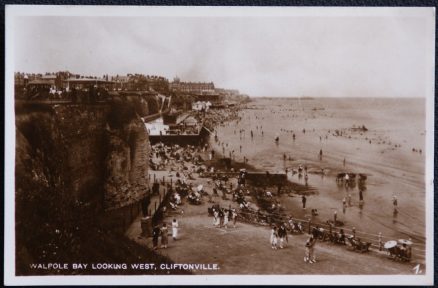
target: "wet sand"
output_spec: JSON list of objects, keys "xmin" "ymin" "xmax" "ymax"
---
[{"xmin": 210, "ymin": 97, "xmax": 425, "ymax": 256}]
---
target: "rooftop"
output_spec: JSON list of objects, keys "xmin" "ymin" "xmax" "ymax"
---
[
  {"xmin": 64, "ymin": 78, "xmax": 114, "ymax": 83},
  {"xmin": 28, "ymin": 79, "xmax": 54, "ymax": 85},
  {"xmin": 41, "ymin": 75, "xmax": 57, "ymax": 79}
]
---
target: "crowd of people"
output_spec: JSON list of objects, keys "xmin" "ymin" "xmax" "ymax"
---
[
  {"xmin": 268, "ymin": 220, "xmax": 320, "ymax": 264},
  {"xmin": 152, "ymin": 218, "xmax": 179, "ymax": 250},
  {"xmin": 149, "ymin": 143, "xmax": 207, "ymax": 174},
  {"xmin": 208, "ymin": 204, "xmax": 238, "ymax": 229},
  {"xmin": 198, "ymin": 108, "xmax": 241, "ymax": 132},
  {"xmin": 145, "ymin": 104, "xmax": 416, "ymax": 267}
]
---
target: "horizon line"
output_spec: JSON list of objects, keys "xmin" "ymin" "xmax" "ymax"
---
[{"xmin": 248, "ymin": 95, "xmax": 426, "ymax": 98}]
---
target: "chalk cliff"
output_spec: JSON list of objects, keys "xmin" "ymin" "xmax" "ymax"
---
[{"xmin": 14, "ymin": 99, "xmax": 152, "ymax": 274}]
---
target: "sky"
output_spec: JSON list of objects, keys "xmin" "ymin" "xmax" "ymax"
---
[{"xmin": 12, "ymin": 9, "xmax": 435, "ymax": 97}]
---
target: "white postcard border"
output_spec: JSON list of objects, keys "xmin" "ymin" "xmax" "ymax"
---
[{"xmin": 4, "ymin": 5, "xmax": 435, "ymax": 286}]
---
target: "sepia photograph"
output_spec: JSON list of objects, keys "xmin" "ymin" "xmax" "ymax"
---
[{"xmin": 4, "ymin": 5, "xmax": 435, "ymax": 285}]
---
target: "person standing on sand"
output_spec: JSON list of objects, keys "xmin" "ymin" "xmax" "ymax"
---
[
  {"xmin": 278, "ymin": 223, "xmax": 288, "ymax": 249},
  {"xmin": 304, "ymin": 234, "xmax": 317, "ymax": 263},
  {"xmin": 333, "ymin": 210, "xmax": 337, "ymax": 225},
  {"xmin": 160, "ymin": 223, "xmax": 168, "ymax": 249},
  {"xmin": 219, "ymin": 208, "xmax": 225, "ymax": 228},
  {"xmin": 342, "ymin": 197, "xmax": 347, "ymax": 214},
  {"xmin": 172, "ymin": 218, "xmax": 179, "ymax": 240},
  {"xmin": 224, "ymin": 209, "xmax": 229, "ymax": 229},
  {"xmin": 392, "ymin": 195, "xmax": 398, "ymax": 214},
  {"xmin": 213, "ymin": 209, "xmax": 219, "ymax": 226},
  {"xmin": 232, "ymin": 209, "xmax": 238, "ymax": 228},
  {"xmin": 302, "ymin": 195, "xmax": 307, "ymax": 209},
  {"xmin": 227, "ymin": 208, "xmax": 233, "ymax": 227},
  {"xmin": 270, "ymin": 226, "xmax": 279, "ymax": 250},
  {"xmin": 344, "ymin": 173, "xmax": 350, "ymax": 189},
  {"xmin": 152, "ymin": 225, "xmax": 161, "ymax": 250}
]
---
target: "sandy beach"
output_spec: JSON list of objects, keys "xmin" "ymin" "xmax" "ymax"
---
[
  {"xmin": 13, "ymin": 95, "xmax": 427, "ymax": 276},
  {"xmin": 210, "ymin": 97, "xmax": 426, "ymax": 254},
  {"xmin": 124, "ymin": 97, "xmax": 426, "ymax": 275}
]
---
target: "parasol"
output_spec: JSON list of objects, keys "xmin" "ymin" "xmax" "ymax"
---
[
  {"xmin": 197, "ymin": 184, "xmax": 203, "ymax": 191},
  {"xmin": 398, "ymin": 239, "xmax": 413, "ymax": 245},
  {"xmin": 384, "ymin": 240, "xmax": 397, "ymax": 249}
]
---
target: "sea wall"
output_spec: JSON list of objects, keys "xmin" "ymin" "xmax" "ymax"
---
[{"xmin": 149, "ymin": 127, "xmax": 210, "ymax": 146}]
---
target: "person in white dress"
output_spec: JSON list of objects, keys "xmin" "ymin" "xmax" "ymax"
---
[
  {"xmin": 270, "ymin": 226, "xmax": 278, "ymax": 250},
  {"xmin": 223, "ymin": 211, "xmax": 229, "ymax": 229},
  {"xmin": 174, "ymin": 193, "xmax": 181, "ymax": 205},
  {"xmin": 172, "ymin": 218, "xmax": 179, "ymax": 240},
  {"xmin": 213, "ymin": 210, "xmax": 220, "ymax": 227},
  {"xmin": 304, "ymin": 234, "xmax": 317, "ymax": 263}
]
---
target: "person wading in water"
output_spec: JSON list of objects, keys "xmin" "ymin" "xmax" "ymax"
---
[{"xmin": 302, "ymin": 195, "xmax": 307, "ymax": 209}]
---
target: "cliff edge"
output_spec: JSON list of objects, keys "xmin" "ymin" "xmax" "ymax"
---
[{"xmin": 14, "ymin": 100, "xmax": 179, "ymax": 275}]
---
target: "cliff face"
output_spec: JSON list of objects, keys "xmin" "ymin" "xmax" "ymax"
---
[
  {"xmin": 53, "ymin": 105, "xmax": 110, "ymax": 207},
  {"xmin": 15, "ymin": 100, "xmax": 151, "ymax": 272},
  {"xmin": 104, "ymin": 115, "xmax": 150, "ymax": 210},
  {"xmin": 16, "ymin": 102, "xmax": 150, "ymax": 210}
]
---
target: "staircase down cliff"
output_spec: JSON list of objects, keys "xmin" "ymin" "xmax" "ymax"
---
[{"xmin": 14, "ymin": 100, "xmax": 175, "ymax": 275}]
